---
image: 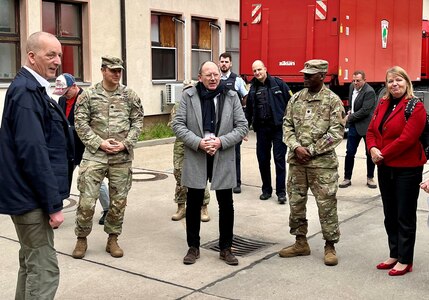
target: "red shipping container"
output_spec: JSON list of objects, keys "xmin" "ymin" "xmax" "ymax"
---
[{"xmin": 240, "ymin": 0, "xmax": 423, "ymax": 85}]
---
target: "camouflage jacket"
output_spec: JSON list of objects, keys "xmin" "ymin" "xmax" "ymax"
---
[
  {"xmin": 170, "ymin": 100, "xmax": 184, "ymax": 168},
  {"xmin": 75, "ymin": 82, "xmax": 144, "ymax": 164},
  {"xmin": 283, "ymin": 85, "xmax": 345, "ymax": 168}
]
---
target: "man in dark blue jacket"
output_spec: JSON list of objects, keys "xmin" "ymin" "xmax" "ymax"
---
[
  {"xmin": 246, "ymin": 60, "xmax": 292, "ymax": 204},
  {"xmin": 0, "ymin": 31, "xmax": 73, "ymax": 299}
]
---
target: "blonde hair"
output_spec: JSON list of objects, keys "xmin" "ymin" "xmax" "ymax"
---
[{"xmin": 383, "ymin": 66, "xmax": 414, "ymax": 100}]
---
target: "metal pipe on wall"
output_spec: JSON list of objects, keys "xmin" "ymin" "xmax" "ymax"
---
[{"xmin": 120, "ymin": 0, "xmax": 127, "ymax": 85}]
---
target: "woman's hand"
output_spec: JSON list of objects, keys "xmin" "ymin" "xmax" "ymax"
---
[
  {"xmin": 420, "ymin": 178, "xmax": 429, "ymax": 193},
  {"xmin": 370, "ymin": 147, "xmax": 384, "ymax": 164}
]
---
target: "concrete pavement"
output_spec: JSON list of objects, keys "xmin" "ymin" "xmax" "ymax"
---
[{"xmin": 1, "ymin": 132, "xmax": 429, "ymax": 299}]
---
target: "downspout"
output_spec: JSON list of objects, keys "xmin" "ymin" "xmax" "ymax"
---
[
  {"xmin": 183, "ymin": 16, "xmax": 187, "ymax": 81},
  {"xmin": 120, "ymin": 0, "xmax": 127, "ymax": 85}
]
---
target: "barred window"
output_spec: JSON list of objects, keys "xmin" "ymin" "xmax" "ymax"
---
[
  {"xmin": 226, "ymin": 21, "xmax": 240, "ymax": 74},
  {"xmin": 42, "ymin": 1, "xmax": 83, "ymax": 80},
  {"xmin": 0, "ymin": 0, "xmax": 20, "ymax": 81},
  {"xmin": 151, "ymin": 13, "xmax": 178, "ymax": 80},
  {"xmin": 191, "ymin": 18, "xmax": 213, "ymax": 79}
]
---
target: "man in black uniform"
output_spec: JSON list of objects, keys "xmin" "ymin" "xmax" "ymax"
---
[
  {"xmin": 219, "ymin": 52, "xmax": 248, "ymax": 193},
  {"xmin": 246, "ymin": 60, "xmax": 292, "ymax": 204}
]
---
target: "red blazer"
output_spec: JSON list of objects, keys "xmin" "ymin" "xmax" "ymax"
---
[{"xmin": 366, "ymin": 96, "xmax": 427, "ymax": 167}]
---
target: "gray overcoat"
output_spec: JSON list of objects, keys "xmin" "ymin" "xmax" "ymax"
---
[{"xmin": 172, "ymin": 86, "xmax": 248, "ymax": 190}]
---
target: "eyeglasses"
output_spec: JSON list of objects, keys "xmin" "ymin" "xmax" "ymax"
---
[{"xmin": 201, "ymin": 73, "xmax": 220, "ymax": 79}]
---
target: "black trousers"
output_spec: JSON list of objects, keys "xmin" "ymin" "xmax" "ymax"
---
[
  {"xmin": 378, "ymin": 165, "xmax": 422, "ymax": 264},
  {"xmin": 255, "ymin": 125, "xmax": 286, "ymax": 196},
  {"xmin": 344, "ymin": 125, "xmax": 375, "ymax": 179},
  {"xmin": 186, "ymin": 188, "xmax": 234, "ymax": 250}
]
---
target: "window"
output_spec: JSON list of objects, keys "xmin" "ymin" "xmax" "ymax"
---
[
  {"xmin": 226, "ymin": 22, "xmax": 240, "ymax": 74},
  {"xmin": 42, "ymin": 1, "xmax": 83, "ymax": 80},
  {"xmin": 0, "ymin": 0, "xmax": 20, "ymax": 81},
  {"xmin": 191, "ymin": 18, "xmax": 213, "ymax": 79},
  {"xmin": 151, "ymin": 13, "xmax": 178, "ymax": 81}
]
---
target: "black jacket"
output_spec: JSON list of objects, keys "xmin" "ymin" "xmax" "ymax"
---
[
  {"xmin": 246, "ymin": 73, "xmax": 291, "ymax": 131},
  {"xmin": 346, "ymin": 82, "xmax": 376, "ymax": 136},
  {"xmin": 0, "ymin": 67, "xmax": 74, "ymax": 215},
  {"xmin": 59, "ymin": 87, "xmax": 85, "ymax": 165}
]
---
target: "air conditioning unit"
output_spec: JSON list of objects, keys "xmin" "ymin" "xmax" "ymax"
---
[{"xmin": 165, "ymin": 83, "xmax": 184, "ymax": 104}]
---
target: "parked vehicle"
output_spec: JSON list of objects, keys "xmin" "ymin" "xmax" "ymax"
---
[{"xmin": 240, "ymin": 0, "xmax": 426, "ymax": 107}]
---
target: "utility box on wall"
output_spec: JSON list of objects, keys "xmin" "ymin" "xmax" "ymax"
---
[{"xmin": 165, "ymin": 83, "xmax": 184, "ymax": 104}]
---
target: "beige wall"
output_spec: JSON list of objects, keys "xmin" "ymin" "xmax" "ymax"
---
[
  {"xmin": 424, "ymin": 0, "xmax": 429, "ymax": 20},
  {"xmin": 89, "ymin": 0, "xmax": 122, "ymax": 84},
  {"xmin": 125, "ymin": 0, "xmax": 239, "ymax": 116}
]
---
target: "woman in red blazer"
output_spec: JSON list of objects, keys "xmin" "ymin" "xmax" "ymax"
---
[{"xmin": 366, "ymin": 66, "xmax": 427, "ymax": 276}]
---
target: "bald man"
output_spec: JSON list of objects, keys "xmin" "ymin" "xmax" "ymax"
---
[
  {"xmin": 0, "ymin": 32, "xmax": 73, "ymax": 299},
  {"xmin": 245, "ymin": 60, "xmax": 293, "ymax": 204},
  {"xmin": 172, "ymin": 61, "xmax": 248, "ymax": 266}
]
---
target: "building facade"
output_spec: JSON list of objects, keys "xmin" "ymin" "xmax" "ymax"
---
[
  {"xmin": 1, "ymin": 0, "xmax": 429, "ymax": 122},
  {"xmin": 0, "ymin": 0, "xmax": 240, "ymax": 123}
]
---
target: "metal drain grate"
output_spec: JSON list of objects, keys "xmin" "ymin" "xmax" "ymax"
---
[{"xmin": 201, "ymin": 235, "xmax": 275, "ymax": 257}]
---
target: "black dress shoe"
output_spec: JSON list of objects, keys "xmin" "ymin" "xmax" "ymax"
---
[
  {"xmin": 278, "ymin": 195, "xmax": 287, "ymax": 204},
  {"xmin": 183, "ymin": 247, "xmax": 200, "ymax": 265},
  {"xmin": 259, "ymin": 193, "xmax": 271, "ymax": 200},
  {"xmin": 219, "ymin": 248, "xmax": 238, "ymax": 265},
  {"xmin": 233, "ymin": 186, "xmax": 241, "ymax": 194}
]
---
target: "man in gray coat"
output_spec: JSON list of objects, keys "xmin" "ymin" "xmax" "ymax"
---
[
  {"xmin": 339, "ymin": 70, "xmax": 377, "ymax": 189},
  {"xmin": 172, "ymin": 61, "xmax": 248, "ymax": 266}
]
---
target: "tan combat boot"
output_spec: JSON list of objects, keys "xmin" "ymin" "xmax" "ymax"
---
[
  {"xmin": 201, "ymin": 204, "xmax": 210, "ymax": 222},
  {"xmin": 324, "ymin": 241, "xmax": 338, "ymax": 266},
  {"xmin": 72, "ymin": 237, "xmax": 87, "ymax": 259},
  {"xmin": 106, "ymin": 234, "xmax": 124, "ymax": 258},
  {"xmin": 279, "ymin": 235, "xmax": 311, "ymax": 257},
  {"xmin": 171, "ymin": 204, "xmax": 186, "ymax": 221}
]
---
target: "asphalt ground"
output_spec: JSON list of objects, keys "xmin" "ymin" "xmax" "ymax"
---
[{"xmin": 1, "ymin": 132, "xmax": 429, "ymax": 299}]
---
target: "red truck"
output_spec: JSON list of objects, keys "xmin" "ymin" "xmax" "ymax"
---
[{"xmin": 240, "ymin": 0, "xmax": 426, "ymax": 102}]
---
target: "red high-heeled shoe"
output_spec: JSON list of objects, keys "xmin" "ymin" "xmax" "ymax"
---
[
  {"xmin": 376, "ymin": 261, "xmax": 397, "ymax": 269},
  {"xmin": 388, "ymin": 264, "xmax": 413, "ymax": 276}
]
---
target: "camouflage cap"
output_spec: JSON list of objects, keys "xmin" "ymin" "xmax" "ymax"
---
[
  {"xmin": 300, "ymin": 59, "xmax": 328, "ymax": 74},
  {"xmin": 101, "ymin": 55, "xmax": 124, "ymax": 69}
]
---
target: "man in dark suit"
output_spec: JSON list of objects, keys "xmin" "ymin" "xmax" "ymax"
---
[{"xmin": 339, "ymin": 70, "xmax": 377, "ymax": 189}]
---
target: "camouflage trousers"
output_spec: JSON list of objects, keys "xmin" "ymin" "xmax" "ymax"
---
[
  {"xmin": 173, "ymin": 141, "xmax": 210, "ymax": 205},
  {"xmin": 287, "ymin": 164, "xmax": 340, "ymax": 242},
  {"xmin": 75, "ymin": 160, "xmax": 132, "ymax": 237}
]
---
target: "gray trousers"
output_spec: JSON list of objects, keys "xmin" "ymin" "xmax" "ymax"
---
[{"xmin": 11, "ymin": 208, "xmax": 59, "ymax": 300}]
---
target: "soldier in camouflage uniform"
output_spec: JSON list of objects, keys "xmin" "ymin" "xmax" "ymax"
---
[
  {"xmin": 279, "ymin": 60, "xmax": 345, "ymax": 266},
  {"xmin": 170, "ymin": 83, "xmax": 211, "ymax": 222},
  {"xmin": 72, "ymin": 56, "xmax": 144, "ymax": 259}
]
